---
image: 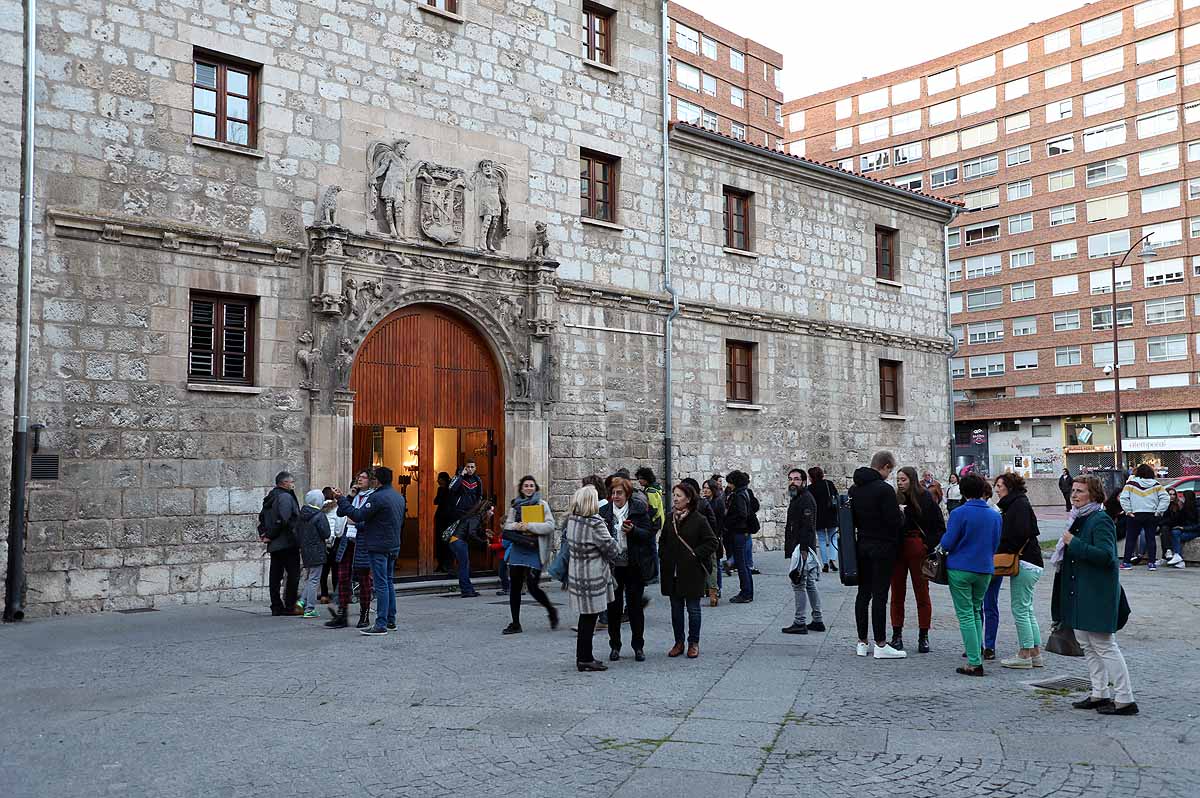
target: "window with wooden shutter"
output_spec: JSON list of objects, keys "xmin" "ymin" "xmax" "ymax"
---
[
  {"xmin": 723, "ymin": 188, "xmax": 752, "ymax": 251},
  {"xmin": 726, "ymin": 341, "xmax": 755, "ymax": 402},
  {"xmin": 879, "ymin": 360, "xmax": 902, "ymax": 415},
  {"xmin": 875, "ymin": 226, "xmax": 898, "ymax": 281},
  {"xmin": 192, "ymin": 54, "xmax": 258, "ymax": 148},
  {"xmin": 581, "ymin": 150, "xmax": 618, "ymax": 221},
  {"xmin": 189, "ymin": 293, "xmax": 256, "ymax": 385},
  {"xmin": 583, "ymin": 4, "xmax": 614, "ymax": 65}
]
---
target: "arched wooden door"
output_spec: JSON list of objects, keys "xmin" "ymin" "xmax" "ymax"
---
[{"xmin": 350, "ymin": 304, "xmax": 505, "ymax": 578}]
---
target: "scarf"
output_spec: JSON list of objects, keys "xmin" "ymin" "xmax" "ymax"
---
[
  {"xmin": 1052, "ymin": 501, "xmax": 1101, "ymax": 570},
  {"xmin": 612, "ymin": 500, "xmax": 630, "ymax": 553},
  {"xmin": 511, "ymin": 491, "xmax": 542, "ymax": 509}
]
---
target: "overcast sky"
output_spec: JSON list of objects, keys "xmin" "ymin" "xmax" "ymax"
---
[{"xmin": 677, "ymin": 0, "xmax": 1088, "ymax": 100}]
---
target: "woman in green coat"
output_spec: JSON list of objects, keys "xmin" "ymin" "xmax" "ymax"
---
[
  {"xmin": 660, "ymin": 483, "xmax": 718, "ymax": 660},
  {"xmin": 1057, "ymin": 475, "xmax": 1137, "ymax": 716}
]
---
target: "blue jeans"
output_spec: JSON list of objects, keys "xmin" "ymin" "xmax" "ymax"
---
[
  {"xmin": 732, "ymin": 533, "xmax": 753, "ymax": 599},
  {"xmin": 368, "ymin": 551, "xmax": 397, "ymax": 630},
  {"xmin": 982, "ymin": 575, "xmax": 1003, "ymax": 650},
  {"xmin": 1170, "ymin": 527, "xmax": 1200, "ymax": 555},
  {"xmin": 817, "ymin": 528, "xmax": 839, "ymax": 565},
  {"xmin": 449, "ymin": 538, "xmax": 474, "ymax": 594},
  {"xmin": 670, "ymin": 596, "xmax": 702, "ymax": 644}
]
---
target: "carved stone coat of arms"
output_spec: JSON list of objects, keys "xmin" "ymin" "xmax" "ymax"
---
[{"xmin": 415, "ymin": 162, "xmax": 467, "ymax": 245}]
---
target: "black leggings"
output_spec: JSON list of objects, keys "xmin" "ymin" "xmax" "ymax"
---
[
  {"xmin": 577, "ymin": 613, "xmax": 599, "ymax": 663},
  {"xmin": 509, "ymin": 565, "xmax": 553, "ymax": 624},
  {"xmin": 855, "ymin": 544, "xmax": 896, "ymax": 643}
]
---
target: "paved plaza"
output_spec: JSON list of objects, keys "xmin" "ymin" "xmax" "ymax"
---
[{"xmin": 2, "ymin": 526, "xmax": 1198, "ymax": 798}]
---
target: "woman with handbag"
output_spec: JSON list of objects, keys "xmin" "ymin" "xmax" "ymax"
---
[
  {"xmin": 889, "ymin": 466, "xmax": 944, "ymax": 654},
  {"xmin": 993, "ymin": 473, "xmax": 1044, "ymax": 669},
  {"xmin": 566, "ymin": 485, "xmax": 621, "ymax": 672},
  {"xmin": 500, "ymin": 475, "xmax": 559, "ymax": 635},
  {"xmin": 599, "ymin": 476, "xmax": 657, "ymax": 661},
  {"xmin": 938, "ymin": 473, "xmax": 1001, "ymax": 676},
  {"xmin": 660, "ymin": 482, "xmax": 719, "ymax": 659},
  {"xmin": 1059, "ymin": 475, "xmax": 1138, "ymax": 715}
]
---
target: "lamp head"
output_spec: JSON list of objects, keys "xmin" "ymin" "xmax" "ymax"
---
[{"xmin": 1139, "ymin": 242, "xmax": 1157, "ymax": 261}]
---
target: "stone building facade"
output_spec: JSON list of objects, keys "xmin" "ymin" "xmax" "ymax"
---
[{"xmin": 4, "ymin": 0, "xmax": 956, "ymax": 616}]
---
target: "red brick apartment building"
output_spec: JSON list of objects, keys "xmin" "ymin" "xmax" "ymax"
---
[
  {"xmin": 785, "ymin": 0, "xmax": 1200, "ymax": 480},
  {"xmin": 667, "ymin": 2, "xmax": 784, "ymax": 146}
]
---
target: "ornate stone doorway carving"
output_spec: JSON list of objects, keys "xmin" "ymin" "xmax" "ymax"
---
[{"xmin": 349, "ymin": 304, "xmax": 506, "ymax": 577}]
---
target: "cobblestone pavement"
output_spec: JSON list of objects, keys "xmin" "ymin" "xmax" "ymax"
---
[{"xmin": 2, "ymin": 547, "xmax": 1197, "ymax": 798}]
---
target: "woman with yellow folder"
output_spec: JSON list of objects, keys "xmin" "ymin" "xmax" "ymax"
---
[{"xmin": 500, "ymin": 475, "xmax": 559, "ymax": 634}]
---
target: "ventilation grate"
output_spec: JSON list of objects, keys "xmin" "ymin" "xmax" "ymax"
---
[
  {"xmin": 115, "ymin": 607, "xmax": 159, "ymax": 614},
  {"xmin": 30, "ymin": 453, "xmax": 60, "ymax": 481},
  {"xmin": 1028, "ymin": 676, "xmax": 1092, "ymax": 692}
]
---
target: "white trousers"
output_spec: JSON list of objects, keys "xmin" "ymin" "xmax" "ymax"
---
[{"xmin": 1077, "ymin": 629, "xmax": 1135, "ymax": 704}]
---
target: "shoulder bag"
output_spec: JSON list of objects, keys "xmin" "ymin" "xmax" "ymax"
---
[
  {"xmin": 1045, "ymin": 622, "xmax": 1083, "ymax": 657},
  {"xmin": 502, "ymin": 527, "xmax": 539, "ymax": 550},
  {"xmin": 993, "ymin": 552, "xmax": 1021, "ymax": 576},
  {"xmin": 921, "ymin": 544, "xmax": 949, "ymax": 586}
]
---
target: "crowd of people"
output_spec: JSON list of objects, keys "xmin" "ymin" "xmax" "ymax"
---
[{"xmin": 254, "ymin": 450, "xmax": 1147, "ymax": 716}]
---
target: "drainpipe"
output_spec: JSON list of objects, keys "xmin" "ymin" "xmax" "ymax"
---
[
  {"xmin": 944, "ymin": 208, "xmax": 961, "ymax": 479},
  {"xmin": 4, "ymin": 0, "xmax": 36, "ymax": 623},
  {"xmin": 660, "ymin": 0, "xmax": 679, "ymax": 489}
]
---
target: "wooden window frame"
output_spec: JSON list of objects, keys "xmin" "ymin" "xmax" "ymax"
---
[
  {"xmin": 188, "ymin": 292, "xmax": 257, "ymax": 386},
  {"xmin": 726, "ymin": 341, "xmax": 755, "ymax": 403},
  {"xmin": 583, "ymin": 4, "xmax": 614, "ymax": 65},
  {"xmin": 426, "ymin": 0, "xmax": 459, "ymax": 13},
  {"xmin": 875, "ymin": 225, "xmax": 898, "ymax": 281},
  {"xmin": 879, "ymin": 360, "xmax": 902, "ymax": 416},
  {"xmin": 723, "ymin": 187, "xmax": 752, "ymax": 251},
  {"xmin": 581, "ymin": 150, "xmax": 618, "ymax": 222},
  {"xmin": 192, "ymin": 51, "xmax": 259, "ymax": 149}
]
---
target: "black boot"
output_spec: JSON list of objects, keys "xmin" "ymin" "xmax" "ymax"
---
[
  {"xmin": 356, "ymin": 608, "xmax": 371, "ymax": 629},
  {"xmin": 324, "ymin": 609, "xmax": 348, "ymax": 629},
  {"xmin": 918, "ymin": 629, "xmax": 930, "ymax": 654},
  {"xmin": 890, "ymin": 628, "xmax": 904, "ymax": 651}
]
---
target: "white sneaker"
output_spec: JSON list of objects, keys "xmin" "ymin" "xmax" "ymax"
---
[
  {"xmin": 1167, "ymin": 553, "xmax": 1184, "ymax": 566},
  {"xmin": 873, "ymin": 643, "xmax": 907, "ymax": 659},
  {"xmin": 855, "ymin": 642, "xmax": 869, "ymax": 657},
  {"xmin": 1173, "ymin": 559, "xmax": 1186, "ymax": 569}
]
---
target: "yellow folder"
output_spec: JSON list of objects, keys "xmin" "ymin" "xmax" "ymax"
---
[{"xmin": 520, "ymin": 504, "xmax": 545, "ymax": 524}]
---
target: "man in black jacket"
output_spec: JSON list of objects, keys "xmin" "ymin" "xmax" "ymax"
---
[
  {"xmin": 337, "ymin": 466, "xmax": 406, "ymax": 636},
  {"xmin": 849, "ymin": 451, "xmax": 906, "ymax": 659},
  {"xmin": 782, "ymin": 469, "xmax": 824, "ymax": 634},
  {"xmin": 260, "ymin": 471, "xmax": 302, "ymax": 616},
  {"xmin": 448, "ymin": 461, "xmax": 483, "ymax": 521},
  {"xmin": 725, "ymin": 470, "xmax": 758, "ymax": 603}
]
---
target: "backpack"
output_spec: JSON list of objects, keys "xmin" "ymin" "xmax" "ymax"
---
[
  {"xmin": 257, "ymin": 491, "xmax": 279, "ymax": 537},
  {"xmin": 825, "ymin": 480, "xmax": 839, "ymax": 512},
  {"xmin": 644, "ymin": 485, "xmax": 665, "ymax": 530}
]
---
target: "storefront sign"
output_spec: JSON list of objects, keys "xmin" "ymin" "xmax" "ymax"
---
[{"xmin": 1123, "ymin": 437, "xmax": 1200, "ymax": 452}]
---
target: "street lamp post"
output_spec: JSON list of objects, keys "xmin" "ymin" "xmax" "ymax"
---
[{"xmin": 1108, "ymin": 233, "xmax": 1157, "ymax": 473}]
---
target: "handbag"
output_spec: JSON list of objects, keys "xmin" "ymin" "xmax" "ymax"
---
[
  {"xmin": 993, "ymin": 552, "xmax": 1020, "ymax": 577},
  {"xmin": 1045, "ymin": 622, "xmax": 1084, "ymax": 657},
  {"xmin": 672, "ymin": 517, "xmax": 712, "ymax": 573},
  {"xmin": 921, "ymin": 545, "xmax": 949, "ymax": 585},
  {"xmin": 502, "ymin": 527, "xmax": 539, "ymax": 550}
]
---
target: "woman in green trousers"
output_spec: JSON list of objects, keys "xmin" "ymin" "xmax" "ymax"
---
[{"xmin": 938, "ymin": 473, "xmax": 1001, "ymax": 675}]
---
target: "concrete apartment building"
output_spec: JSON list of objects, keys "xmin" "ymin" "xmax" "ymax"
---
[
  {"xmin": 785, "ymin": 0, "xmax": 1200, "ymax": 486},
  {"xmin": 667, "ymin": 2, "xmax": 784, "ymax": 147}
]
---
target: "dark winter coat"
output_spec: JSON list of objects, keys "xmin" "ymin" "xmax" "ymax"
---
[
  {"xmin": 337, "ymin": 484, "xmax": 405, "ymax": 554},
  {"xmin": 724, "ymin": 487, "xmax": 759, "ymax": 536},
  {"xmin": 296, "ymin": 506, "xmax": 332, "ymax": 568},
  {"xmin": 996, "ymin": 490, "xmax": 1043, "ymax": 566},
  {"xmin": 448, "ymin": 474, "xmax": 483, "ymax": 520},
  {"xmin": 1057, "ymin": 509, "xmax": 1124, "ymax": 633},
  {"xmin": 263, "ymin": 487, "xmax": 300, "ymax": 553},
  {"xmin": 849, "ymin": 467, "xmax": 903, "ymax": 549},
  {"xmin": 600, "ymin": 493, "xmax": 659, "ymax": 582},
  {"xmin": 808, "ymin": 479, "xmax": 839, "ymax": 530},
  {"xmin": 697, "ymin": 497, "xmax": 723, "ymax": 558},
  {"xmin": 1058, "ymin": 473, "xmax": 1073, "ymax": 500},
  {"xmin": 659, "ymin": 510, "xmax": 719, "ymax": 600},
  {"xmin": 902, "ymin": 489, "xmax": 945, "ymax": 553},
  {"xmin": 784, "ymin": 488, "xmax": 817, "ymax": 559}
]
